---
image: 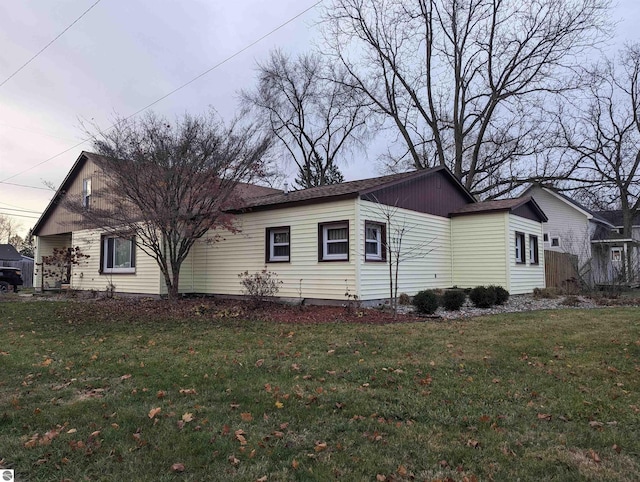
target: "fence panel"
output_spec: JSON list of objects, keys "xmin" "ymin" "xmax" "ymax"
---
[{"xmin": 544, "ymin": 250, "xmax": 578, "ymax": 289}]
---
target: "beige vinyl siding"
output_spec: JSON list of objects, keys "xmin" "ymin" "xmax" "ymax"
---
[
  {"xmin": 34, "ymin": 234, "xmax": 72, "ymax": 289},
  {"xmin": 68, "ymin": 229, "xmax": 162, "ymax": 295},
  {"xmin": 37, "ymin": 159, "xmax": 110, "ymax": 236},
  {"xmin": 188, "ymin": 199, "xmax": 357, "ymax": 300},
  {"xmin": 452, "ymin": 213, "xmax": 509, "ymax": 289},
  {"xmin": 508, "ymin": 215, "xmax": 545, "ymax": 294},
  {"xmin": 358, "ymin": 200, "xmax": 452, "ymax": 299}
]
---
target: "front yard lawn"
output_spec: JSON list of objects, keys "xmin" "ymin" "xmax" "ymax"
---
[{"xmin": 0, "ymin": 301, "xmax": 639, "ymax": 481}]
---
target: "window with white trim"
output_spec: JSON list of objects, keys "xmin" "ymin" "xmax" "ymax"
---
[
  {"xmin": 101, "ymin": 236, "xmax": 136, "ymax": 273},
  {"xmin": 611, "ymin": 247, "xmax": 622, "ymax": 262},
  {"xmin": 529, "ymin": 235, "xmax": 539, "ymax": 264},
  {"xmin": 551, "ymin": 237, "xmax": 560, "ymax": 247},
  {"xmin": 82, "ymin": 178, "xmax": 92, "ymax": 209},
  {"xmin": 266, "ymin": 227, "xmax": 290, "ymax": 262},
  {"xmin": 365, "ymin": 221, "xmax": 386, "ymax": 262},
  {"xmin": 515, "ymin": 232, "xmax": 525, "ymax": 264},
  {"xmin": 319, "ymin": 222, "xmax": 349, "ymax": 261}
]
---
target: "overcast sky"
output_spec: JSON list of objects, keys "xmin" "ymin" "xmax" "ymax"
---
[{"xmin": 0, "ymin": 0, "xmax": 638, "ymax": 238}]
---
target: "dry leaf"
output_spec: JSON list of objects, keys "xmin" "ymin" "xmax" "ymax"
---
[
  {"xmin": 171, "ymin": 463, "xmax": 185, "ymax": 472},
  {"xmin": 537, "ymin": 413, "xmax": 551, "ymax": 421},
  {"xmin": 179, "ymin": 388, "xmax": 197, "ymax": 395},
  {"xmin": 256, "ymin": 477, "xmax": 267, "ymax": 482},
  {"xmin": 229, "ymin": 455, "xmax": 240, "ymax": 466},
  {"xmin": 275, "ymin": 401, "xmax": 284, "ymax": 409},
  {"xmin": 157, "ymin": 390, "xmax": 166, "ymax": 399},
  {"xmin": 241, "ymin": 412, "xmax": 253, "ymax": 422},
  {"xmin": 66, "ymin": 428, "xmax": 77, "ymax": 434},
  {"xmin": 589, "ymin": 449, "xmax": 601, "ymax": 463},
  {"xmin": 255, "ymin": 359, "xmax": 265, "ymax": 367},
  {"xmin": 148, "ymin": 407, "xmax": 161, "ymax": 419},
  {"xmin": 397, "ymin": 465, "xmax": 408, "ymax": 476},
  {"xmin": 589, "ymin": 421, "xmax": 604, "ymax": 428},
  {"xmin": 314, "ymin": 442, "xmax": 328, "ymax": 452},
  {"xmin": 291, "ymin": 459, "xmax": 299, "ymax": 469},
  {"xmin": 120, "ymin": 374, "xmax": 132, "ymax": 380},
  {"xmin": 467, "ymin": 439, "xmax": 480, "ymax": 448},
  {"xmin": 182, "ymin": 412, "xmax": 194, "ymax": 423},
  {"xmin": 235, "ymin": 429, "xmax": 247, "ymax": 445},
  {"xmin": 376, "ymin": 475, "xmax": 386, "ymax": 481}
]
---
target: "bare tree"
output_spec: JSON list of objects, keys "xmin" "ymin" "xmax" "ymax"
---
[
  {"xmin": 321, "ymin": 0, "xmax": 611, "ymax": 198},
  {"xmin": 560, "ymin": 43, "xmax": 640, "ymax": 278},
  {"xmin": 0, "ymin": 214, "xmax": 20, "ymax": 243},
  {"xmin": 242, "ymin": 49, "xmax": 368, "ymax": 188},
  {"xmin": 66, "ymin": 111, "xmax": 272, "ymax": 300}
]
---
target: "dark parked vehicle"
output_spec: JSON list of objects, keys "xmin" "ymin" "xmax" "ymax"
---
[{"xmin": 0, "ymin": 267, "xmax": 23, "ymax": 293}]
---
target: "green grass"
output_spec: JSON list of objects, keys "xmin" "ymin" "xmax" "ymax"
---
[{"xmin": 1, "ymin": 301, "xmax": 639, "ymax": 481}]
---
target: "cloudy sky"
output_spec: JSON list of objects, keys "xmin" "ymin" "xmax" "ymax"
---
[{"xmin": 0, "ymin": 0, "xmax": 638, "ymax": 237}]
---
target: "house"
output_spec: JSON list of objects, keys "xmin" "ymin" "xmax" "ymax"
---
[
  {"xmin": 0, "ymin": 244, "xmax": 34, "ymax": 288},
  {"xmin": 33, "ymin": 151, "xmax": 548, "ymax": 301},
  {"xmin": 523, "ymin": 184, "xmax": 638, "ymax": 286},
  {"xmin": 591, "ymin": 210, "xmax": 640, "ymax": 284}
]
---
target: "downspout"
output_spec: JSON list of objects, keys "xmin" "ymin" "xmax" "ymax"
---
[{"xmin": 354, "ymin": 198, "xmax": 362, "ymax": 300}]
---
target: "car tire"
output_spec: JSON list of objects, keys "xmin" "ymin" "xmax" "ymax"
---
[{"xmin": 0, "ymin": 281, "xmax": 10, "ymax": 293}]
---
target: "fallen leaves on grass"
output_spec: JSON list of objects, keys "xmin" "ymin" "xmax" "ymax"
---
[
  {"xmin": 241, "ymin": 412, "xmax": 253, "ymax": 422},
  {"xmin": 148, "ymin": 407, "xmax": 161, "ymax": 419},
  {"xmin": 182, "ymin": 412, "xmax": 194, "ymax": 423},
  {"xmin": 171, "ymin": 463, "xmax": 185, "ymax": 472}
]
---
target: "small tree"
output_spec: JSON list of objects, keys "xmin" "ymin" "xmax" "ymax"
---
[
  {"xmin": 38, "ymin": 246, "xmax": 90, "ymax": 288},
  {"xmin": 65, "ymin": 111, "xmax": 272, "ymax": 300}
]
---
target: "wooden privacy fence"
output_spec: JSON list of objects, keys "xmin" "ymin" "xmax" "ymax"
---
[
  {"xmin": 544, "ymin": 250, "xmax": 578, "ymax": 289},
  {"xmin": 1, "ymin": 260, "xmax": 34, "ymax": 287}
]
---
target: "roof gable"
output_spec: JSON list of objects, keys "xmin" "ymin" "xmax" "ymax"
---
[
  {"xmin": 450, "ymin": 196, "xmax": 548, "ymax": 222},
  {"xmin": 0, "ymin": 244, "xmax": 22, "ymax": 261},
  {"xmin": 522, "ymin": 184, "xmax": 612, "ymax": 226}
]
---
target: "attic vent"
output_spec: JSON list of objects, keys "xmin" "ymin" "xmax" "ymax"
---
[{"xmin": 284, "ymin": 182, "xmax": 289, "ymax": 195}]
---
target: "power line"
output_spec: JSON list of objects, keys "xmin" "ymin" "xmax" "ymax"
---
[
  {"xmin": 0, "ymin": 206, "xmax": 42, "ymax": 214},
  {"xmin": 0, "ymin": 0, "xmax": 322, "ymax": 187},
  {"xmin": 0, "ymin": 211, "xmax": 40, "ymax": 219},
  {"xmin": 0, "ymin": 0, "xmax": 104, "ymax": 88},
  {"xmin": 0, "ymin": 181, "xmax": 51, "ymax": 191}
]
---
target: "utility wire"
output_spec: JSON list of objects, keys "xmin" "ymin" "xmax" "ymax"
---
[
  {"xmin": 0, "ymin": 0, "xmax": 104, "ymax": 88},
  {"xmin": 0, "ymin": 181, "xmax": 52, "ymax": 191},
  {"xmin": 0, "ymin": 206, "xmax": 42, "ymax": 214},
  {"xmin": 0, "ymin": 211, "xmax": 40, "ymax": 219},
  {"xmin": 0, "ymin": 0, "xmax": 322, "ymax": 187}
]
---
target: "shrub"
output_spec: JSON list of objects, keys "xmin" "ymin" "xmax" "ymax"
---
[
  {"xmin": 490, "ymin": 285, "xmax": 509, "ymax": 305},
  {"xmin": 412, "ymin": 290, "xmax": 439, "ymax": 314},
  {"xmin": 238, "ymin": 268, "xmax": 282, "ymax": 307},
  {"xmin": 533, "ymin": 287, "xmax": 557, "ymax": 299},
  {"xmin": 441, "ymin": 289, "xmax": 466, "ymax": 311},
  {"xmin": 398, "ymin": 293, "xmax": 411, "ymax": 306},
  {"xmin": 469, "ymin": 286, "xmax": 497, "ymax": 308}
]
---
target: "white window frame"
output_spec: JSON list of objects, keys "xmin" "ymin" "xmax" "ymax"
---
[
  {"xmin": 82, "ymin": 178, "xmax": 92, "ymax": 209},
  {"xmin": 102, "ymin": 236, "xmax": 135, "ymax": 274},
  {"xmin": 267, "ymin": 227, "xmax": 290, "ymax": 262},
  {"xmin": 551, "ymin": 236, "xmax": 561, "ymax": 248},
  {"xmin": 529, "ymin": 234, "xmax": 539, "ymax": 264},
  {"xmin": 515, "ymin": 232, "xmax": 525, "ymax": 264},
  {"xmin": 365, "ymin": 222, "xmax": 383, "ymax": 261},
  {"xmin": 611, "ymin": 247, "xmax": 623, "ymax": 263},
  {"xmin": 320, "ymin": 222, "xmax": 349, "ymax": 261}
]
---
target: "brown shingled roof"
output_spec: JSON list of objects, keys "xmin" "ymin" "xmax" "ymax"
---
[
  {"xmin": 231, "ymin": 168, "xmax": 446, "ymax": 212},
  {"xmin": 450, "ymin": 196, "xmax": 548, "ymax": 221}
]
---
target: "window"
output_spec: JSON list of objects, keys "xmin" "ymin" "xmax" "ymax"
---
[
  {"xmin": 82, "ymin": 178, "xmax": 92, "ymax": 209},
  {"xmin": 319, "ymin": 222, "xmax": 349, "ymax": 261},
  {"xmin": 266, "ymin": 227, "xmax": 290, "ymax": 262},
  {"xmin": 551, "ymin": 237, "xmax": 560, "ymax": 247},
  {"xmin": 611, "ymin": 247, "xmax": 622, "ymax": 262},
  {"xmin": 543, "ymin": 233, "xmax": 549, "ymax": 243},
  {"xmin": 365, "ymin": 222, "xmax": 386, "ymax": 262},
  {"xmin": 529, "ymin": 235, "xmax": 539, "ymax": 264},
  {"xmin": 101, "ymin": 236, "xmax": 136, "ymax": 273},
  {"xmin": 515, "ymin": 232, "xmax": 525, "ymax": 264}
]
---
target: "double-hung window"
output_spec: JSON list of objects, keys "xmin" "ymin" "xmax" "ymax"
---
[
  {"xmin": 266, "ymin": 227, "xmax": 290, "ymax": 262},
  {"xmin": 319, "ymin": 222, "xmax": 349, "ymax": 261},
  {"xmin": 365, "ymin": 221, "xmax": 386, "ymax": 262},
  {"xmin": 529, "ymin": 235, "xmax": 539, "ymax": 264},
  {"xmin": 515, "ymin": 232, "xmax": 525, "ymax": 264},
  {"xmin": 101, "ymin": 236, "xmax": 136, "ymax": 274}
]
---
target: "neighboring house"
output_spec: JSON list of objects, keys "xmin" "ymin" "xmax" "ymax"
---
[
  {"xmin": 33, "ymin": 151, "xmax": 548, "ymax": 301},
  {"xmin": 591, "ymin": 210, "xmax": 640, "ymax": 285},
  {"xmin": 0, "ymin": 244, "xmax": 34, "ymax": 288},
  {"xmin": 524, "ymin": 184, "xmax": 638, "ymax": 286}
]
